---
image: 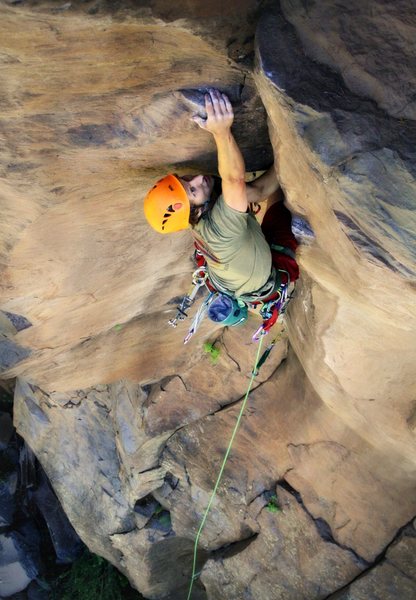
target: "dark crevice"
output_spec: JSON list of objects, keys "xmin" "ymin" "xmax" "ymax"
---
[
  {"xmin": 108, "ymin": 526, "xmax": 137, "ymax": 538},
  {"xmin": 278, "ymin": 478, "xmax": 416, "ymax": 599},
  {"xmin": 278, "ymin": 479, "xmax": 370, "ymax": 569},
  {"xmin": 359, "ymin": 517, "xmax": 416, "ymax": 570},
  {"xmin": 140, "ymin": 384, "xmax": 151, "ymax": 397},
  {"xmin": 215, "ymin": 353, "xmax": 288, "ymax": 415},
  {"xmin": 323, "ymin": 520, "xmax": 416, "ymax": 599},
  {"xmin": 280, "ymin": 466, "xmax": 294, "ymax": 479},
  {"xmin": 133, "ymin": 493, "xmax": 173, "ymax": 535},
  {"xmin": 183, "ymin": 463, "xmax": 192, "ymax": 487},
  {"xmin": 215, "ymin": 394, "xmax": 249, "ymax": 414},
  {"xmin": 137, "ymin": 464, "xmax": 160, "ymax": 475},
  {"xmin": 210, "ymin": 531, "xmax": 259, "ymax": 561},
  {"xmin": 101, "ymin": 486, "xmax": 113, "ymax": 499},
  {"xmin": 159, "ymin": 374, "xmax": 189, "ymax": 393},
  {"xmin": 247, "ymin": 483, "xmax": 281, "ymax": 511},
  {"xmin": 134, "ymin": 494, "xmax": 159, "ymax": 518},
  {"xmin": 144, "ymin": 504, "xmax": 173, "ymax": 536},
  {"xmin": 218, "ymin": 330, "xmax": 241, "ymax": 372},
  {"xmin": 163, "ymin": 471, "xmax": 179, "ymax": 492},
  {"xmin": 248, "ymin": 486, "xmax": 270, "ymax": 507},
  {"xmin": 93, "ymin": 399, "xmax": 110, "ymax": 413}
]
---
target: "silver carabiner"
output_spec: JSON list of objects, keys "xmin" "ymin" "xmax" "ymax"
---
[{"xmin": 168, "ymin": 268, "xmax": 209, "ymax": 328}]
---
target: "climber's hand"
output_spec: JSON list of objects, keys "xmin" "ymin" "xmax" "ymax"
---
[{"xmin": 192, "ymin": 89, "xmax": 234, "ymax": 136}]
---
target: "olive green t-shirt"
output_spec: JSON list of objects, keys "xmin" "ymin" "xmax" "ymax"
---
[{"xmin": 192, "ymin": 195, "xmax": 272, "ymax": 296}]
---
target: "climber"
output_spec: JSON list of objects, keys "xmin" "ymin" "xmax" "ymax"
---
[{"xmin": 144, "ymin": 88, "xmax": 299, "ymax": 323}]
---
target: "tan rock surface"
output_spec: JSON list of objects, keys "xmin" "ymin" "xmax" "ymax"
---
[
  {"xmin": 3, "ymin": 1, "xmax": 416, "ymax": 599},
  {"xmin": 0, "ymin": 0, "xmax": 271, "ymax": 390},
  {"xmin": 13, "ymin": 326, "xmax": 286, "ymax": 598},
  {"xmin": 328, "ymin": 524, "xmax": 416, "ymax": 599},
  {"xmin": 201, "ymin": 486, "xmax": 362, "ymax": 600},
  {"xmin": 160, "ymin": 350, "xmax": 415, "ymax": 561}
]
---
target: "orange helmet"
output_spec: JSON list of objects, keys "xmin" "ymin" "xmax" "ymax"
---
[{"xmin": 144, "ymin": 174, "xmax": 190, "ymax": 234}]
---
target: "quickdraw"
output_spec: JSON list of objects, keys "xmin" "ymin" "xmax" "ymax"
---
[
  {"xmin": 251, "ymin": 275, "xmax": 294, "ymax": 341},
  {"xmin": 168, "ymin": 267, "xmax": 209, "ymax": 328},
  {"xmin": 183, "ymin": 291, "xmax": 216, "ymax": 344}
]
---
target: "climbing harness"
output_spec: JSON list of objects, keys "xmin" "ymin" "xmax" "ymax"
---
[
  {"xmin": 168, "ymin": 248, "xmax": 295, "ymax": 345},
  {"xmin": 186, "ymin": 334, "xmax": 265, "ymax": 600}
]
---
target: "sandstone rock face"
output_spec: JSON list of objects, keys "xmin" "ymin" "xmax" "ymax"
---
[
  {"xmin": 201, "ymin": 485, "xmax": 362, "ymax": 600},
  {"xmin": 0, "ymin": 0, "xmax": 271, "ymax": 390},
  {"xmin": 13, "ymin": 326, "xmax": 286, "ymax": 597},
  {"xmin": 2, "ymin": 0, "xmax": 416, "ymax": 599},
  {"xmin": 281, "ymin": 0, "xmax": 416, "ymax": 121}
]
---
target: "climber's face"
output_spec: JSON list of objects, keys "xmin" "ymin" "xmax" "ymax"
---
[{"xmin": 179, "ymin": 175, "xmax": 214, "ymax": 207}]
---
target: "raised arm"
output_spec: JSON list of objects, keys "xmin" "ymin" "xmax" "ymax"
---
[{"xmin": 193, "ymin": 89, "xmax": 248, "ymax": 212}]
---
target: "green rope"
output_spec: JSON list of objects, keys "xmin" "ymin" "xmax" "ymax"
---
[{"xmin": 186, "ymin": 334, "xmax": 265, "ymax": 600}]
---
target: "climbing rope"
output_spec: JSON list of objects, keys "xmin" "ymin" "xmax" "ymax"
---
[{"xmin": 186, "ymin": 334, "xmax": 265, "ymax": 600}]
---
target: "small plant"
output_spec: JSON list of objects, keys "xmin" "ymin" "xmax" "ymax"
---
[
  {"xmin": 51, "ymin": 549, "xmax": 139, "ymax": 600},
  {"xmin": 265, "ymin": 494, "xmax": 281, "ymax": 513},
  {"xmin": 203, "ymin": 341, "xmax": 221, "ymax": 364}
]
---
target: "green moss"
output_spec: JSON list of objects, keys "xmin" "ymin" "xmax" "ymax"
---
[
  {"xmin": 265, "ymin": 494, "xmax": 281, "ymax": 514},
  {"xmin": 51, "ymin": 549, "xmax": 140, "ymax": 600}
]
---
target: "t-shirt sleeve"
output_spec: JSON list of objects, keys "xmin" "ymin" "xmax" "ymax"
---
[{"xmin": 208, "ymin": 195, "xmax": 248, "ymax": 240}]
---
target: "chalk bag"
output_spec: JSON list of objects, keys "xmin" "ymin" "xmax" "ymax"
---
[{"xmin": 207, "ymin": 294, "xmax": 248, "ymax": 327}]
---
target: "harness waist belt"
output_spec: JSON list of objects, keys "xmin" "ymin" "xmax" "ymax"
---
[
  {"xmin": 208, "ymin": 267, "xmax": 285, "ymax": 303},
  {"xmin": 270, "ymin": 244, "xmax": 297, "ymax": 260},
  {"xmin": 239, "ymin": 268, "xmax": 281, "ymax": 302}
]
